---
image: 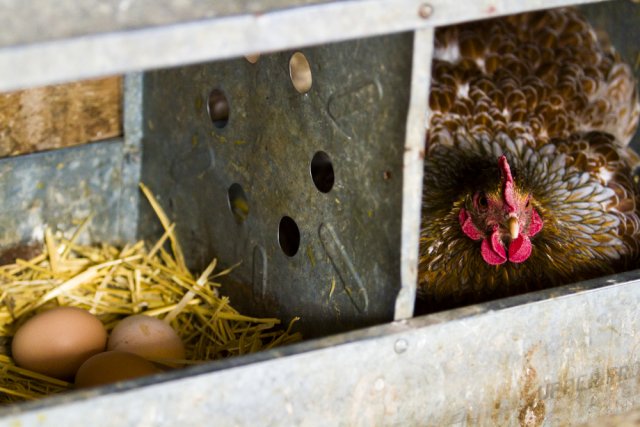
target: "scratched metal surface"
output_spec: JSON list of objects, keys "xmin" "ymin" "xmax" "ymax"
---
[
  {"xmin": 0, "ymin": 0, "xmax": 330, "ymax": 47},
  {"xmin": 138, "ymin": 33, "xmax": 412, "ymax": 338},
  {"xmin": 2, "ymin": 272, "xmax": 640, "ymax": 425},
  {"xmin": 0, "ymin": 0, "xmax": 606, "ymax": 92},
  {"xmin": 0, "ymin": 139, "xmax": 134, "ymax": 251},
  {"xmin": 0, "ymin": 0, "xmax": 606, "ymax": 48},
  {"xmin": 579, "ymin": 407, "xmax": 640, "ymax": 426}
]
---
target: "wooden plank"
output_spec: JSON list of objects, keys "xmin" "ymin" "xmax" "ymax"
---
[{"xmin": 0, "ymin": 76, "xmax": 122, "ymax": 157}]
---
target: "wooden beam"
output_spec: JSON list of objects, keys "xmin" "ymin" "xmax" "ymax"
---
[{"xmin": 0, "ymin": 76, "xmax": 122, "ymax": 157}]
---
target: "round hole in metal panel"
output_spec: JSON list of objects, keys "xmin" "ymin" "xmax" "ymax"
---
[
  {"xmin": 245, "ymin": 54, "xmax": 260, "ymax": 64},
  {"xmin": 227, "ymin": 183, "xmax": 249, "ymax": 224},
  {"xmin": 289, "ymin": 52, "xmax": 312, "ymax": 94},
  {"xmin": 278, "ymin": 216, "xmax": 300, "ymax": 257},
  {"xmin": 208, "ymin": 89, "xmax": 229, "ymax": 128},
  {"xmin": 310, "ymin": 151, "xmax": 335, "ymax": 193}
]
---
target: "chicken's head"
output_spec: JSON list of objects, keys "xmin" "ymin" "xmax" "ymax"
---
[{"xmin": 458, "ymin": 155, "xmax": 543, "ymax": 265}]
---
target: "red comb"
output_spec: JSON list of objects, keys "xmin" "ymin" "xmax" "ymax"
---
[{"xmin": 499, "ymin": 156, "xmax": 517, "ymax": 213}]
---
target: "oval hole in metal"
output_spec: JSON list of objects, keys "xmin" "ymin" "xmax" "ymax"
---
[
  {"xmin": 278, "ymin": 216, "xmax": 301, "ymax": 257},
  {"xmin": 289, "ymin": 52, "xmax": 312, "ymax": 94},
  {"xmin": 310, "ymin": 151, "xmax": 335, "ymax": 193},
  {"xmin": 208, "ymin": 88, "xmax": 230, "ymax": 128},
  {"xmin": 227, "ymin": 183, "xmax": 249, "ymax": 224}
]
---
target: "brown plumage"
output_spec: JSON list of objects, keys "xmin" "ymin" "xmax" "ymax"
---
[{"xmin": 418, "ymin": 8, "xmax": 640, "ymax": 309}]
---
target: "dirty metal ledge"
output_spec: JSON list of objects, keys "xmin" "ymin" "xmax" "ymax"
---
[
  {"xmin": 2, "ymin": 270, "xmax": 639, "ymax": 426},
  {"xmin": 0, "ymin": 0, "xmax": 604, "ymax": 92}
]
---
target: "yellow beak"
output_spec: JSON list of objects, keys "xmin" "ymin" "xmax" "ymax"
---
[{"xmin": 508, "ymin": 217, "xmax": 520, "ymax": 240}]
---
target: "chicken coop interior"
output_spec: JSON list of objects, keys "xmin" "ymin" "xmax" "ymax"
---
[{"xmin": 1, "ymin": 0, "xmax": 640, "ymax": 425}]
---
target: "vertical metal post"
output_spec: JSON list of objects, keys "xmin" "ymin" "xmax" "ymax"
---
[
  {"xmin": 395, "ymin": 27, "xmax": 433, "ymax": 320},
  {"xmin": 117, "ymin": 73, "xmax": 143, "ymax": 243}
]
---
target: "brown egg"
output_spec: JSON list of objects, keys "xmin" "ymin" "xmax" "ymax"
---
[
  {"xmin": 107, "ymin": 315, "xmax": 185, "ymax": 361},
  {"xmin": 11, "ymin": 307, "xmax": 107, "ymax": 379},
  {"xmin": 75, "ymin": 351, "xmax": 161, "ymax": 388}
]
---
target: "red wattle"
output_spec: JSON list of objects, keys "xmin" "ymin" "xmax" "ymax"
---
[
  {"xmin": 528, "ymin": 208, "xmax": 543, "ymax": 236},
  {"xmin": 459, "ymin": 208, "xmax": 483, "ymax": 240},
  {"xmin": 480, "ymin": 227, "xmax": 507, "ymax": 265},
  {"xmin": 508, "ymin": 235, "xmax": 532, "ymax": 263}
]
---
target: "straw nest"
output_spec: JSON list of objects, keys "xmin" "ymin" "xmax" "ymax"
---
[{"xmin": 0, "ymin": 183, "xmax": 301, "ymax": 404}]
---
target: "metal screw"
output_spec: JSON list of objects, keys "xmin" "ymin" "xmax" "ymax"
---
[
  {"xmin": 394, "ymin": 338, "xmax": 409, "ymax": 354},
  {"xmin": 418, "ymin": 3, "xmax": 433, "ymax": 19}
]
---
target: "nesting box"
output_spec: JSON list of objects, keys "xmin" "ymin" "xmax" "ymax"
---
[{"xmin": 1, "ymin": 0, "xmax": 640, "ymax": 425}]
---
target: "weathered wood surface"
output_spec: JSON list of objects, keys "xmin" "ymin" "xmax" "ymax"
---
[{"xmin": 0, "ymin": 76, "xmax": 122, "ymax": 157}]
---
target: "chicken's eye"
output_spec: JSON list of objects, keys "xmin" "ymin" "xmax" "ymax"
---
[{"xmin": 474, "ymin": 192, "xmax": 488, "ymax": 210}]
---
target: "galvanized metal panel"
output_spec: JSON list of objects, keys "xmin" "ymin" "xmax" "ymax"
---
[
  {"xmin": 138, "ymin": 33, "xmax": 413, "ymax": 338},
  {"xmin": 0, "ymin": 0, "xmax": 606, "ymax": 92},
  {"xmin": 0, "ymin": 0, "xmax": 606, "ymax": 48},
  {"xmin": 396, "ymin": 27, "xmax": 433, "ymax": 321},
  {"xmin": 0, "ymin": 0, "xmax": 332, "ymax": 47},
  {"xmin": 2, "ymin": 273, "xmax": 639, "ymax": 426},
  {"xmin": 118, "ymin": 73, "xmax": 144, "ymax": 243},
  {"xmin": 0, "ymin": 139, "xmax": 135, "ymax": 250}
]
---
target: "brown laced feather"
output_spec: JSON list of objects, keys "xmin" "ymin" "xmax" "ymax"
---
[{"xmin": 419, "ymin": 8, "xmax": 640, "ymax": 309}]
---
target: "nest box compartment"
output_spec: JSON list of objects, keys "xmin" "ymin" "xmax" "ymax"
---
[{"xmin": 1, "ymin": 0, "xmax": 640, "ymax": 425}]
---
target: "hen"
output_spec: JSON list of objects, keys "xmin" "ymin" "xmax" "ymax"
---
[{"xmin": 418, "ymin": 8, "xmax": 640, "ymax": 308}]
